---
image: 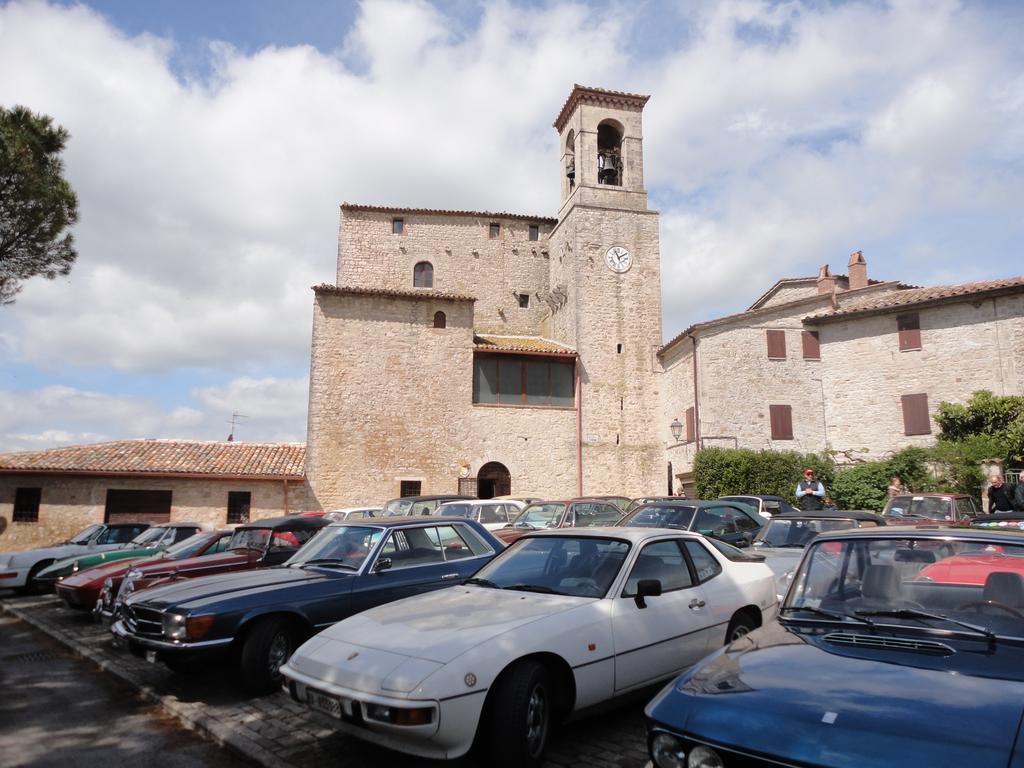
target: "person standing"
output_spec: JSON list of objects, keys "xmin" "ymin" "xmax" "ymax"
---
[
  {"xmin": 987, "ymin": 474, "xmax": 1014, "ymax": 513},
  {"xmin": 796, "ymin": 468, "xmax": 825, "ymax": 511},
  {"xmin": 887, "ymin": 475, "xmax": 904, "ymax": 497}
]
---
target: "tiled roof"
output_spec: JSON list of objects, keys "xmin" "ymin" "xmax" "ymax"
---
[
  {"xmin": 746, "ymin": 275, "xmax": 907, "ymax": 311},
  {"xmin": 0, "ymin": 440, "xmax": 305, "ymax": 479},
  {"xmin": 313, "ymin": 284, "xmax": 476, "ymax": 302},
  {"xmin": 553, "ymin": 84, "xmax": 650, "ymax": 132},
  {"xmin": 341, "ymin": 203, "xmax": 556, "ymax": 225},
  {"xmin": 474, "ymin": 334, "xmax": 577, "ymax": 356},
  {"xmin": 804, "ymin": 276, "xmax": 1024, "ymax": 323}
]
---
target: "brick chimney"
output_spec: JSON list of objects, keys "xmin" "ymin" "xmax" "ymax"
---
[
  {"xmin": 848, "ymin": 250, "xmax": 868, "ymax": 290},
  {"xmin": 816, "ymin": 265, "xmax": 836, "ymax": 295}
]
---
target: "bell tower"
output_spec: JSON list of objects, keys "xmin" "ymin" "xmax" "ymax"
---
[{"xmin": 547, "ymin": 85, "xmax": 663, "ymax": 496}]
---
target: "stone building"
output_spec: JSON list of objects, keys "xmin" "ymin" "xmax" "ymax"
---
[{"xmin": 0, "ymin": 440, "xmax": 306, "ymax": 552}]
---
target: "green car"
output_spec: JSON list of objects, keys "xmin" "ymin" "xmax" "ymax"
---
[{"xmin": 33, "ymin": 523, "xmax": 203, "ymax": 590}]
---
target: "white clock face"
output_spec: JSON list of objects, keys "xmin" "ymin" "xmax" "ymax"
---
[{"xmin": 605, "ymin": 246, "xmax": 632, "ymax": 273}]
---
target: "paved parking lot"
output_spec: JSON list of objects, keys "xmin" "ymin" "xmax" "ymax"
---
[{"xmin": 0, "ymin": 595, "xmax": 651, "ymax": 768}]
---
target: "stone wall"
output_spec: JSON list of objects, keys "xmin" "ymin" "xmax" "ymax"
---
[{"xmin": 0, "ymin": 475, "xmax": 303, "ymax": 552}]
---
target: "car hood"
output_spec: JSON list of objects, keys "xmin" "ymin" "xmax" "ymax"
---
[
  {"xmin": 309, "ymin": 586, "xmax": 590, "ymax": 666},
  {"xmin": 127, "ymin": 565, "xmax": 341, "ymax": 612},
  {"xmin": 131, "ymin": 549, "xmax": 250, "ymax": 576},
  {"xmin": 1, "ymin": 543, "xmax": 92, "ymax": 566},
  {"xmin": 750, "ymin": 546, "xmax": 805, "ymax": 577},
  {"xmin": 58, "ymin": 555, "xmax": 153, "ymax": 587},
  {"xmin": 647, "ymin": 622, "xmax": 1024, "ymax": 768}
]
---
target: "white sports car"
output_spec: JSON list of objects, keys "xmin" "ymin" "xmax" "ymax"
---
[{"xmin": 280, "ymin": 527, "xmax": 777, "ymax": 767}]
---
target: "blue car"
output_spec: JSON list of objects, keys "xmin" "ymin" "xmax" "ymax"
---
[
  {"xmin": 645, "ymin": 526, "xmax": 1024, "ymax": 768},
  {"xmin": 112, "ymin": 517, "xmax": 503, "ymax": 694}
]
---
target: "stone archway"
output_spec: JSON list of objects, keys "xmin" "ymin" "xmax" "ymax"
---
[{"xmin": 477, "ymin": 462, "xmax": 511, "ymax": 499}]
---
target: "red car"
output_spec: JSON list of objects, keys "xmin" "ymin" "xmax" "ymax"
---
[
  {"xmin": 917, "ymin": 549, "xmax": 1024, "ymax": 585},
  {"xmin": 54, "ymin": 530, "xmax": 232, "ymax": 612},
  {"xmin": 97, "ymin": 515, "xmax": 327, "ymax": 624},
  {"xmin": 494, "ymin": 498, "xmax": 624, "ymax": 545}
]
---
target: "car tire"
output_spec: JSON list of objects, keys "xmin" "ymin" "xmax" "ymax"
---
[
  {"xmin": 20, "ymin": 561, "xmax": 53, "ymax": 595},
  {"xmin": 486, "ymin": 660, "xmax": 551, "ymax": 768},
  {"xmin": 725, "ymin": 612, "xmax": 757, "ymax": 644},
  {"xmin": 238, "ymin": 617, "xmax": 296, "ymax": 695}
]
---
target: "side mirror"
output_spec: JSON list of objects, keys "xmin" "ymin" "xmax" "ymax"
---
[
  {"xmin": 634, "ymin": 579, "xmax": 662, "ymax": 609},
  {"xmin": 373, "ymin": 557, "xmax": 392, "ymax": 573}
]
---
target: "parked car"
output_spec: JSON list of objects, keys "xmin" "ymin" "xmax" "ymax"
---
[
  {"xmin": 112, "ymin": 517, "xmax": 503, "ymax": 694},
  {"xmin": 626, "ymin": 496, "xmax": 681, "ymax": 513},
  {"xmin": 324, "ymin": 507, "xmax": 381, "ymax": 522},
  {"xmin": 38, "ymin": 522, "xmax": 204, "ymax": 592},
  {"xmin": 381, "ymin": 495, "xmax": 472, "ymax": 516},
  {"xmin": 281, "ymin": 527, "xmax": 777, "ymax": 767},
  {"xmin": 969, "ymin": 512, "xmax": 1024, "ymax": 531},
  {"xmin": 618, "ymin": 500, "xmax": 767, "ymax": 548},
  {"xmin": 644, "ymin": 525, "xmax": 1024, "ymax": 768},
  {"xmin": 53, "ymin": 530, "xmax": 232, "ymax": 612},
  {"xmin": 0, "ymin": 522, "xmax": 151, "ymax": 594},
  {"xmin": 882, "ymin": 492, "xmax": 980, "ymax": 524},
  {"xmin": 751, "ymin": 509, "xmax": 886, "ymax": 600},
  {"xmin": 435, "ymin": 499, "xmax": 527, "ymax": 531},
  {"xmin": 494, "ymin": 498, "xmax": 625, "ymax": 545},
  {"xmin": 589, "ymin": 495, "xmax": 632, "ymax": 511},
  {"xmin": 719, "ymin": 494, "xmax": 799, "ymax": 518},
  {"xmin": 106, "ymin": 515, "xmax": 328, "ymax": 620},
  {"xmin": 493, "ymin": 495, "xmax": 544, "ymax": 506}
]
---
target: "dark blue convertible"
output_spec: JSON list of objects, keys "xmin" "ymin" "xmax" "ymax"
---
[
  {"xmin": 112, "ymin": 517, "xmax": 503, "ymax": 694},
  {"xmin": 645, "ymin": 526, "xmax": 1024, "ymax": 768}
]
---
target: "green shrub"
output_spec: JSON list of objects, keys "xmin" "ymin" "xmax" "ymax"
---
[
  {"xmin": 828, "ymin": 447, "xmax": 932, "ymax": 512},
  {"xmin": 693, "ymin": 447, "xmax": 834, "ymax": 503}
]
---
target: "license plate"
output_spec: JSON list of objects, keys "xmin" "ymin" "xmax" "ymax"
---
[
  {"xmin": 307, "ymin": 688, "xmax": 351, "ymax": 719},
  {"xmin": 145, "ymin": 650, "xmax": 158, "ymax": 664}
]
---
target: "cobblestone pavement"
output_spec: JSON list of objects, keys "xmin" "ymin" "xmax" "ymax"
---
[{"xmin": 0, "ymin": 595, "xmax": 651, "ymax": 768}]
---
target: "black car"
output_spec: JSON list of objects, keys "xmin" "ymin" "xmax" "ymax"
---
[
  {"xmin": 617, "ymin": 499, "xmax": 767, "ymax": 548},
  {"xmin": 111, "ymin": 517, "xmax": 503, "ymax": 694},
  {"xmin": 380, "ymin": 494, "xmax": 473, "ymax": 516},
  {"xmin": 719, "ymin": 494, "xmax": 799, "ymax": 517}
]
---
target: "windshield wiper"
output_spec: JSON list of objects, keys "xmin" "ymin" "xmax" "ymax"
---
[
  {"xmin": 855, "ymin": 609, "xmax": 996, "ymax": 643},
  {"xmin": 780, "ymin": 605, "xmax": 875, "ymax": 627},
  {"xmin": 503, "ymin": 584, "xmax": 563, "ymax": 595},
  {"xmin": 299, "ymin": 559, "xmax": 358, "ymax": 570},
  {"xmin": 463, "ymin": 577, "xmax": 499, "ymax": 588}
]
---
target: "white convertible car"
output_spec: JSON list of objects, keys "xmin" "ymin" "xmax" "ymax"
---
[{"xmin": 280, "ymin": 527, "xmax": 777, "ymax": 767}]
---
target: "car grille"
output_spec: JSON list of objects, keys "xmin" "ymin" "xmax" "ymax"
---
[
  {"xmin": 124, "ymin": 605, "xmax": 163, "ymax": 639},
  {"xmin": 824, "ymin": 632, "xmax": 954, "ymax": 656}
]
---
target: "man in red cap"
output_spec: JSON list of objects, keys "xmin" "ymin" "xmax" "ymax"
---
[{"xmin": 796, "ymin": 468, "xmax": 825, "ymax": 511}]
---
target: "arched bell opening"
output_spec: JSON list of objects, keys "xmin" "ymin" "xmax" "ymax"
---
[
  {"xmin": 597, "ymin": 120, "xmax": 623, "ymax": 186},
  {"xmin": 564, "ymin": 129, "xmax": 576, "ymax": 190}
]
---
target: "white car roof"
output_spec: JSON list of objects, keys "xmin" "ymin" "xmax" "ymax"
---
[{"xmin": 520, "ymin": 526, "xmax": 703, "ymax": 544}]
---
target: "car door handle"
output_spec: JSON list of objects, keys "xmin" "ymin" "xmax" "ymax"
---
[
  {"xmin": 688, "ymin": 599, "xmax": 706, "ymax": 609},
  {"xmin": 441, "ymin": 573, "xmax": 461, "ymax": 580}
]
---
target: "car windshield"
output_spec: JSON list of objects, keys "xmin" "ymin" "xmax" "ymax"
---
[
  {"xmin": 513, "ymin": 503, "xmax": 566, "ymax": 528},
  {"xmin": 69, "ymin": 524, "xmax": 103, "ymax": 544},
  {"xmin": 471, "ymin": 536, "xmax": 630, "ymax": 597},
  {"xmin": 130, "ymin": 527, "xmax": 169, "ymax": 546},
  {"xmin": 383, "ymin": 499, "xmax": 414, "ymax": 516},
  {"xmin": 784, "ymin": 535, "xmax": 1024, "ymax": 637},
  {"xmin": 886, "ymin": 496, "xmax": 954, "ymax": 520},
  {"xmin": 438, "ymin": 504, "xmax": 474, "ymax": 518},
  {"xmin": 227, "ymin": 527, "xmax": 272, "ymax": 550},
  {"xmin": 287, "ymin": 525, "xmax": 385, "ymax": 570},
  {"xmin": 756, "ymin": 518, "xmax": 861, "ymax": 548},
  {"xmin": 620, "ymin": 504, "xmax": 696, "ymax": 530},
  {"xmin": 163, "ymin": 532, "xmax": 217, "ymax": 559}
]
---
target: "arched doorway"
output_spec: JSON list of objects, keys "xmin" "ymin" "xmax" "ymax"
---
[{"xmin": 477, "ymin": 462, "xmax": 511, "ymax": 499}]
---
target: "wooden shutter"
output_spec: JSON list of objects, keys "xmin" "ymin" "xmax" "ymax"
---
[
  {"xmin": 897, "ymin": 314, "xmax": 921, "ymax": 351},
  {"xmin": 769, "ymin": 404, "xmax": 793, "ymax": 440},
  {"xmin": 766, "ymin": 329, "xmax": 786, "ymax": 359},
  {"xmin": 901, "ymin": 393, "xmax": 931, "ymax": 435},
  {"xmin": 685, "ymin": 406, "xmax": 695, "ymax": 443},
  {"xmin": 801, "ymin": 330, "xmax": 820, "ymax": 360}
]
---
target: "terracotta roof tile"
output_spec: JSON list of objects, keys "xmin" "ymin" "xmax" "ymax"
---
[
  {"xmin": 0, "ymin": 440, "xmax": 305, "ymax": 479},
  {"xmin": 553, "ymin": 84, "xmax": 650, "ymax": 132},
  {"xmin": 804, "ymin": 276, "xmax": 1024, "ymax": 323},
  {"xmin": 313, "ymin": 284, "xmax": 476, "ymax": 302},
  {"xmin": 341, "ymin": 203, "xmax": 556, "ymax": 225},
  {"xmin": 473, "ymin": 334, "xmax": 577, "ymax": 356}
]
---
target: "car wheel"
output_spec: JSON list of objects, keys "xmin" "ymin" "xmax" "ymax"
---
[
  {"xmin": 20, "ymin": 561, "xmax": 53, "ymax": 595},
  {"xmin": 725, "ymin": 612, "xmax": 757, "ymax": 644},
  {"xmin": 238, "ymin": 617, "xmax": 296, "ymax": 695},
  {"xmin": 486, "ymin": 660, "xmax": 551, "ymax": 768}
]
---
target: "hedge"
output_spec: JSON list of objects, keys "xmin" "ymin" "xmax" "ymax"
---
[{"xmin": 693, "ymin": 447, "xmax": 834, "ymax": 504}]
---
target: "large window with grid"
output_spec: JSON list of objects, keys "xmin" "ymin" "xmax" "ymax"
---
[
  {"xmin": 13, "ymin": 487, "xmax": 41, "ymax": 522},
  {"xmin": 227, "ymin": 491, "xmax": 251, "ymax": 524},
  {"xmin": 473, "ymin": 354, "xmax": 575, "ymax": 408}
]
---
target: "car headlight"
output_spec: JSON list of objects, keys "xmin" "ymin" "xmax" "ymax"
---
[
  {"xmin": 651, "ymin": 733, "xmax": 687, "ymax": 768},
  {"xmin": 162, "ymin": 613, "xmax": 188, "ymax": 641},
  {"xmin": 71, "ymin": 561, "xmax": 80, "ymax": 573},
  {"xmin": 688, "ymin": 745, "xmax": 724, "ymax": 768}
]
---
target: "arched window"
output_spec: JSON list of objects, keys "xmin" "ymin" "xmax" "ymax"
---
[
  {"xmin": 565, "ymin": 129, "xmax": 576, "ymax": 189},
  {"xmin": 433, "ymin": 311, "xmax": 446, "ymax": 329},
  {"xmin": 413, "ymin": 261, "xmax": 433, "ymax": 288},
  {"xmin": 597, "ymin": 120, "xmax": 623, "ymax": 186}
]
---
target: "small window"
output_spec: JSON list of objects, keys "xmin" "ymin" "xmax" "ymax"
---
[
  {"xmin": 433, "ymin": 311, "xmax": 446, "ymax": 329},
  {"xmin": 684, "ymin": 540, "xmax": 723, "ymax": 583},
  {"xmin": 517, "ymin": 293, "xmax": 530, "ymax": 309},
  {"xmin": 227, "ymin": 491, "xmax": 251, "ymax": 524},
  {"xmin": 413, "ymin": 261, "xmax": 433, "ymax": 288},
  {"xmin": 901, "ymin": 393, "xmax": 931, "ymax": 436},
  {"xmin": 766, "ymin": 329, "xmax": 786, "ymax": 359},
  {"xmin": 392, "ymin": 218, "xmax": 404, "ymax": 235},
  {"xmin": 897, "ymin": 314, "xmax": 921, "ymax": 351},
  {"xmin": 769, "ymin": 404, "xmax": 793, "ymax": 440},
  {"xmin": 528, "ymin": 224, "xmax": 539, "ymax": 241},
  {"xmin": 13, "ymin": 487, "xmax": 41, "ymax": 523},
  {"xmin": 400, "ymin": 480, "xmax": 421, "ymax": 497},
  {"xmin": 802, "ymin": 330, "xmax": 820, "ymax": 360},
  {"xmin": 616, "ymin": 343, "xmax": 622, "ymax": 354},
  {"xmin": 489, "ymin": 223, "xmax": 501, "ymax": 239}
]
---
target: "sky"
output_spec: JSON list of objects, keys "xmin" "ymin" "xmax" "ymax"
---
[{"xmin": 1, "ymin": 0, "xmax": 1023, "ymax": 451}]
